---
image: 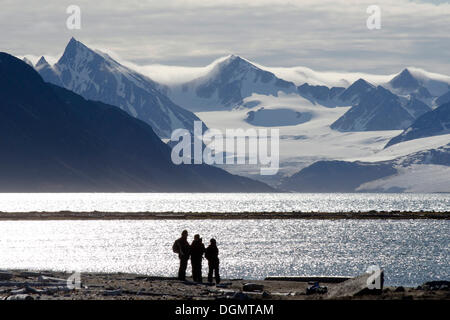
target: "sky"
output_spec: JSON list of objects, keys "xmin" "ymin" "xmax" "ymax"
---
[{"xmin": 1, "ymin": 0, "xmax": 449, "ymax": 75}]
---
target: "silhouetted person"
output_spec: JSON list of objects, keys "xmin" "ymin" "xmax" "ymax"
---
[
  {"xmin": 173, "ymin": 230, "xmax": 190, "ymax": 281},
  {"xmin": 205, "ymin": 238, "xmax": 220, "ymax": 284},
  {"xmin": 190, "ymin": 234, "xmax": 206, "ymax": 282}
]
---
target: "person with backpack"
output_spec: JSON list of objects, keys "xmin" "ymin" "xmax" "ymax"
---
[
  {"xmin": 172, "ymin": 230, "xmax": 191, "ymax": 281},
  {"xmin": 205, "ymin": 238, "xmax": 220, "ymax": 284},
  {"xmin": 190, "ymin": 234, "xmax": 206, "ymax": 283}
]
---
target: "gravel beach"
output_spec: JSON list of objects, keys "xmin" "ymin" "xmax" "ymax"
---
[{"xmin": 0, "ymin": 270, "xmax": 448, "ymax": 300}]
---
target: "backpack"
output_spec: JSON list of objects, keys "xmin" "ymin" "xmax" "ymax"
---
[{"xmin": 172, "ymin": 240, "xmax": 180, "ymax": 254}]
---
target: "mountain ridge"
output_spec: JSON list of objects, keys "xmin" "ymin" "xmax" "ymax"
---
[
  {"xmin": 280, "ymin": 144, "xmax": 450, "ymax": 193},
  {"xmin": 0, "ymin": 52, "xmax": 274, "ymax": 192},
  {"xmin": 35, "ymin": 38, "xmax": 202, "ymax": 139},
  {"xmin": 331, "ymin": 84, "xmax": 431, "ymax": 132},
  {"xmin": 166, "ymin": 54, "xmax": 297, "ymax": 111},
  {"xmin": 385, "ymin": 102, "xmax": 450, "ymax": 148}
]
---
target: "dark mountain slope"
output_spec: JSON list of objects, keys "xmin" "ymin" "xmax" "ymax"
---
[
  {"xmin": 0, "ymin": 52, "xmax": 273, "ymax": 192},
  {"xmin": 331, "ymin": 85, "xmax": 430, "ymax": 132},
  {"xmin": 385, "ymin": 102, "xmax": 450, "ymax": 148},
  {"xmin": 280, "ymin": 161, "xmax": 396, "ymax": 192}
]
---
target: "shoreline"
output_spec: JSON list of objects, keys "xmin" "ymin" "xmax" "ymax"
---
[
  {"xmin": 0, "ymin": 210, "xmax": 448, "ymax": 220},
  {"xmin": 0, "ymin": 270, "xmax": 448, "ymax": 300}
]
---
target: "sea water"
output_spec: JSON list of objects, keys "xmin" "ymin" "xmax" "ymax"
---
[
  {"xmin": 0, "ymin": 193, "xmax": 448, "ymax": 213},
  {"xmin": 0, "ymin": 218, "xmax": 448, "ymax": 287}
]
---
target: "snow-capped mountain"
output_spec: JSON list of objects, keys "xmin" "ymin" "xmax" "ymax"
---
[
  {"xmin": 384, "ymin": 68, "xmax": 450, "ymax": 106},
  {"xmin": 385, "ymin": 102, "xmax": 450, "ymax": 148},
  {"xmin": 337, "ymin": 79, "xmax": 375, "ymax": 105},
  {"xmin": 129, "ymin": 55, "xmax": 450, "ymax": 101},
  {"xmin": 357, "ymin": 144, "xmax": 450, "ymax": 193},
  {"xmin": 389, "ymin": 68, "xmax": 427, "ymax": 92},
  {"xmin": 117, "ymin": 53, "xmax": 450, "ymax": 113},
  {"xmin": 296, "ymin": 83, "xmax": 345, "ymax": 107},
  {"xmin": 22, "ymin": 42, "xmax": 450, "ymax": 192},
  {"xmin": 36, "ymin": 38, "xmax": 202, "ymax": 138},
  {"xmin": 279, "ymin": 160, "xmax": 397, "ymax": 192},
  {"xmin": 166, "ymin": 55, "xmax": 297, "ymax": 111},
  {"xmin": 266, "ymin": 65, "xmax": 450, "ymax": 99},
  {"xmin": 297, "ymin": 79, "xmax": 384, "ymax": 108},
  {"xmin": 396, "ymin": 143, "xmax": 450, "ymax": 167},
  {"xmin": 0, "ymin": 52, "xmax": 273, "ymax": 192},
  {"xmin": 386, "ymin": 68, "xmax": 433, "ymax": 103},
  {"xmin": 135, "ymin": 57, "xmax": 450, "ymax": 92},
  {"xmin": 330, "ymin": 84, "xmax": 431, "ymax": 132},
  {"xmin": 35, "ymin": 56, "xmax": 62, "ymax": 86},
  {"xmin": 144, "ymin": 56, "xmax": 448, "ymax": 192}
]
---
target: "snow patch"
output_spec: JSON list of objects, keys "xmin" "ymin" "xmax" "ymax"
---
[{"xmin": 357, "ymin": 164, "xmax": 450, "ymax": 193}]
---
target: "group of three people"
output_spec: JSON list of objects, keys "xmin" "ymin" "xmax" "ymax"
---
[{"xmin": 173, "ymin": 230, "xmax": 220, "ymax": 284}]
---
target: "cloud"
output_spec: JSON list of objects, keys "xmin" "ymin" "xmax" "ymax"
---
[
  {"xmin": 1, "ymin": 0, "xmax": 449, "ymax": 74},
  {"xmin": 117, "ymin": 54, "xmax": 231, "ymax": 84},
  {"xmin": 93, "ymin": 49, "xmax": 450, "ymax": 89}
]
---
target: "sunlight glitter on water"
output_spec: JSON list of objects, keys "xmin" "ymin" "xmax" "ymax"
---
[
  {"xmin": 0, "ymin": 219, "xmax": 448, "ymax": 287},
  {"xmin": 0, "ymin": 193, "xmax": 448, "ymax": 212}
]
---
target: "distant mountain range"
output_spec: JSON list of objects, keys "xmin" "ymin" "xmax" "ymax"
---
[
  {"xmin": 280, "ymin": 160, "xmax": 397, "ymax": 192},
  {"xmin": 159, "ymin": 56, "xmax": 448, "ymax": 134},
  {"xmin": 35, "ymin": 38, "xmax": 201, "ymax": 139},
  {"xmin": 0, "ymin": 52, "xmax": 273, "ymax": 192},
  {"xmin": 331, "ymin": 84, "xmax": 431, "ymax": 132},
  {"xmin": 29, "ymin": 40, "xmax": 450, "ymax": 138},
  {"xmin": 386, "ymin": 68, "xmax": 450, "ymax": 103},
  {"xmin": 18, "ymin": 39, "xmax": 450, "ymax": 192},
  {"xmin": 298, "ymin": 78, "xmax": 373, "ymax": 107},
  {"xmin": 166, "ymin": 55, "xmax": 297, "ymax": 111},
  {"xmin": 296, "ymin": 83, "xmax": 345, "ymax": 107},
  {"xmin": 280, "ymin": 144, "xmax": 450, "ymax": 192}
]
